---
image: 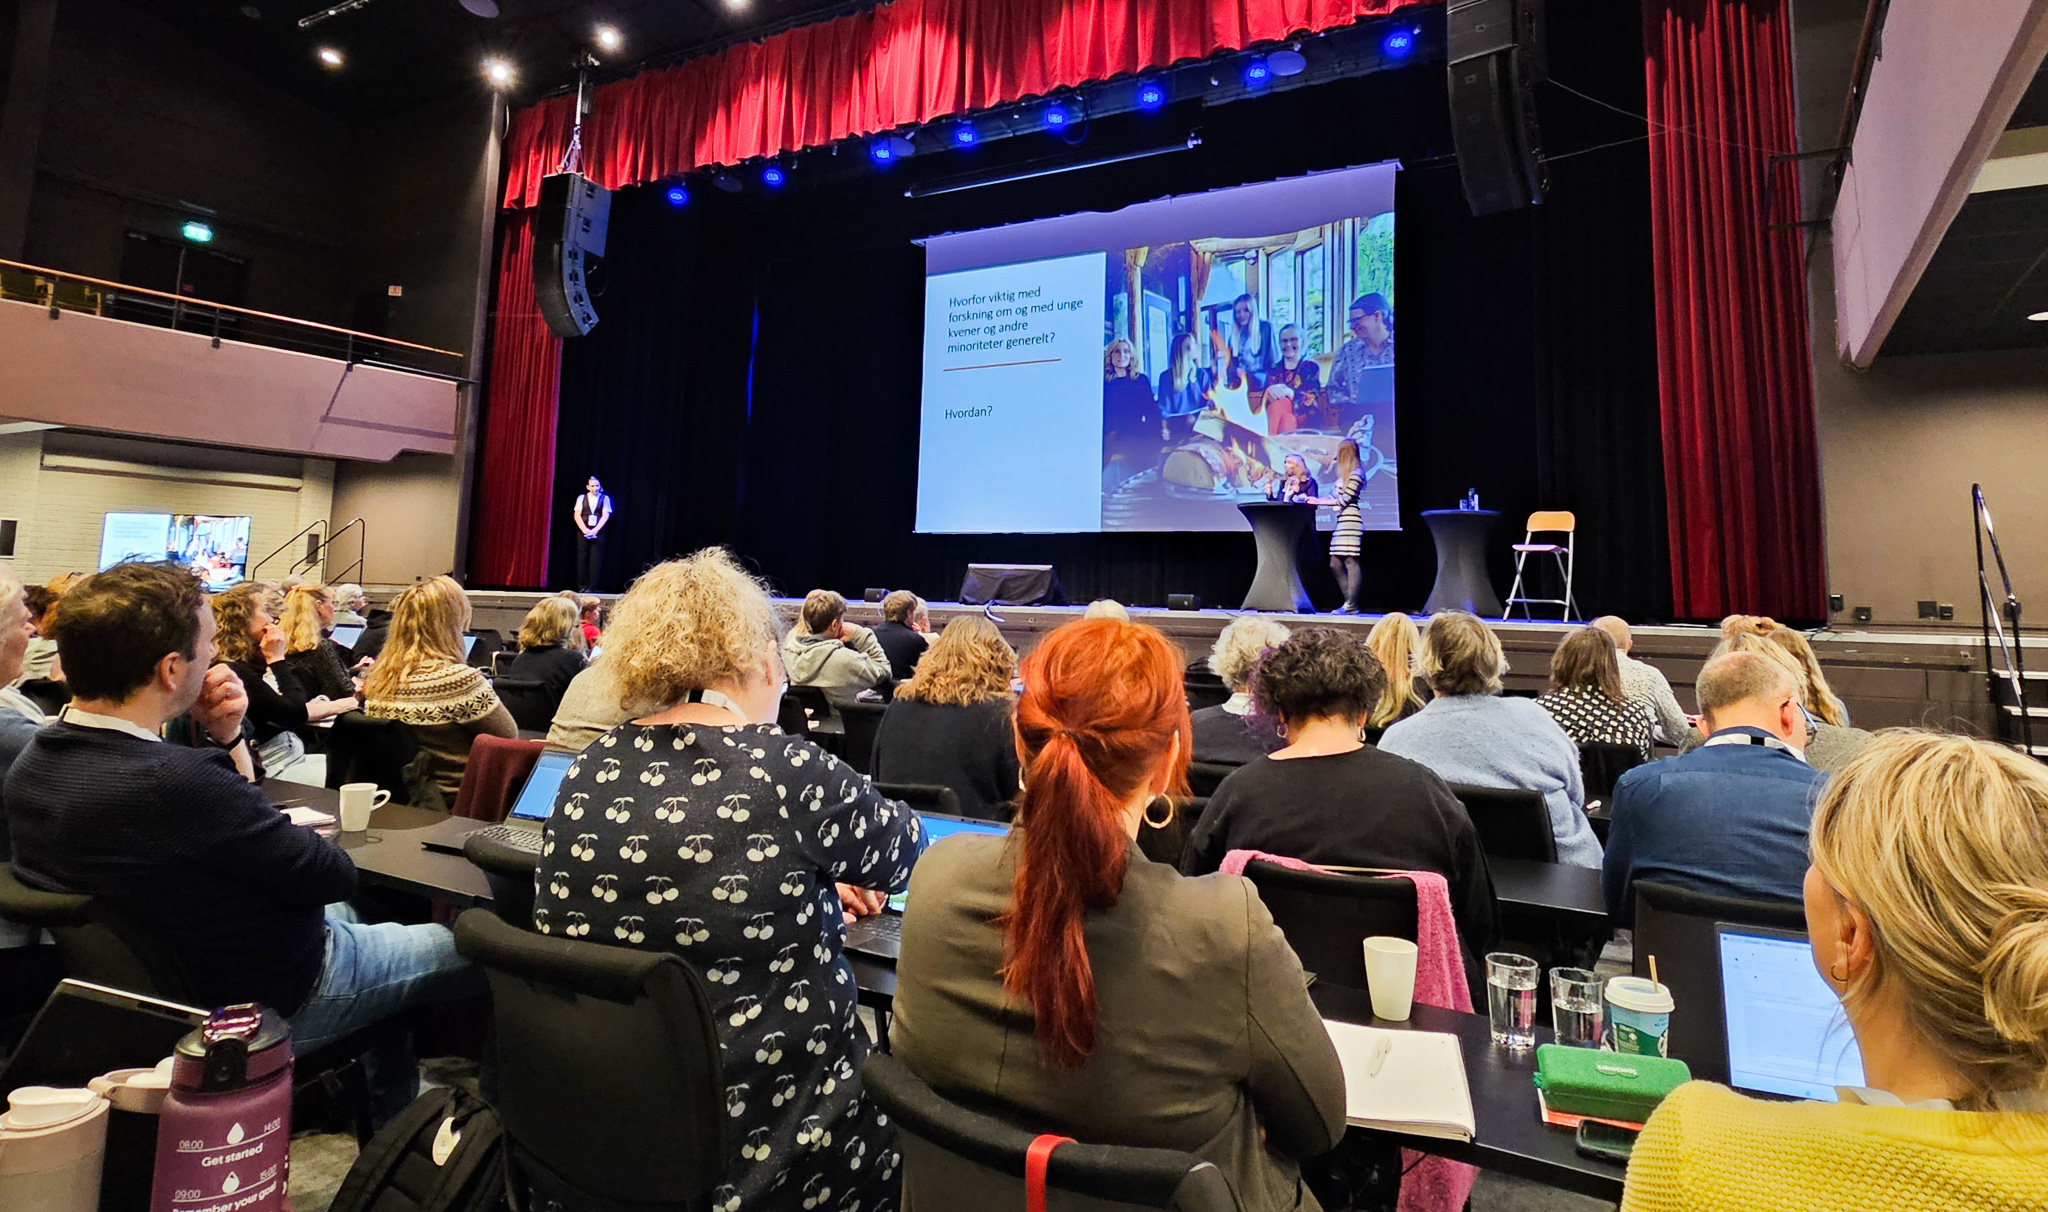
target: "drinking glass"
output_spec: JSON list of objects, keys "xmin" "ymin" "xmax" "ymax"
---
[
  {"xmin": 1486, "ymin": 952, "xmax": 1540, "ymax": 1049},
  {"xmin": 1549, "ymin": 967, "xmax": 1605, "ymax": 1049}
]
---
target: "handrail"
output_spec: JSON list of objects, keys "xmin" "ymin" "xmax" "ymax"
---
[
  {"xmin": 0, "ymin": 258, "xmax": 463, "ymax": 358},
  {"xmin": 252, "ymin": 521, "xmax": 326, "ymax": 580},
  {"xmin": 311, "ymin": 518, "xmax": 367, "ymax": 587},
  {"xmin": 1973, "ymin": 484, "xmax": 2031, "ymax": 756}
]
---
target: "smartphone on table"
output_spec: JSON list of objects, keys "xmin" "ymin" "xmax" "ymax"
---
[{"xmin": 1574, "ymin": 1120, "xmax": 1640, "ymax": 1162}]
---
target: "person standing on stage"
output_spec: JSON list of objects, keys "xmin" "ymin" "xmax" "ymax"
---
[
  {"xmin": 572, "ymin": 476, "xmax": 612, "ymax": 592},
  {"xmin": 1325, "ymin": 440, "xmax": 1366, "ymax": 614}
]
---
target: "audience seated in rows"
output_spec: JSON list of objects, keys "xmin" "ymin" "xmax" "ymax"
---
[
  {"xmin": 362, "ymin": 576, "xmax": 515, "ymax": 804},
  {"xmin": 1626, "ymin": 730, "xmax": 2048, "ymax": 1208},
  {"xmin": 1380, "ymin": 611, "xmax": 1602, "ymax": 868},
  {"xmin": 1363, "ymin": 611, "xmax": 1430, "ymax": 742},
  {"xmin": 783, "ymin": 589, "xmax": 891, "ymax": 697},
  {"xmin": 1590, "ymin": 615, "xmax": 1689, "ymax": 742},
  {"xmin": 504, "ymin": 596, "xmax": 588, "ymax": 699},
  {"xmin": 4, "ymin": 562, "xmax": 478, "ymax": 1115},
  {"xmin": 1602, "ymin": 650, "xmax": 1826, "ymax": 920},
  {"xmin": 1184, "ymin": 627, "xmax": 1497, "ymax": 975},
  {"xmin": 331, "ymin": 582, "xmax": 369, "ymax": 627},
  {"xmin": 1536, "ymin": 626, "xmax": 1654, "ymax": 762},
  {"xmin": 1190, "ymin": 615, "xmax": 1289, "ymax": 765},
  {"xmin": 873, "ymin": 616, "xmax": 1020, "ymax": 821},
  {"xmin": 534, "ymin": 548, "xmax": 928, "ymax": 1212},
  {"xmin": 893, "ymin": 618, "xmax": 1346, "ymax": 1211},
  {"xmin": 279, "ymin": 582, "xmax": 360, "ymax": 702},
  {"xmin": 873, "ymin": 590, "xmax": 932, "ymax": 681},
  {"xmin": 1681, "ymin": 630, "xmax": 1873, "ymax": 774},
  {"xmin": 0, "ymin": 566, "xmax": 42, "ymax": 851},
  {"xmin": 211, "ymin": 582, "xmax": 356, "ymax": 778},
  {"xmin": 544, "ymin": 656, "xmax": 654, "ymax": 753}
]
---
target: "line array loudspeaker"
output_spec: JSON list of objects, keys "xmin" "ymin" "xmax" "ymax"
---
[
  {"xmin": 1446, "ymin": 0, "xmax": 1548, "ymax": 215},
  {"xmin": 534, "ymin": 172, "xmax": 613, "ymax": 339}
]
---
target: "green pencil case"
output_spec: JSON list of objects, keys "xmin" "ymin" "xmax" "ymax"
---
[{"xmin": 1533, "ymin": 1045, "xmax": 1691, "ymax": 1122}]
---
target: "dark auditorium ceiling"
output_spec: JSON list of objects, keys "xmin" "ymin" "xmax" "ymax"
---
[
  {"xmin": 1881, "ymin": 60, "xmax": 2048, "ymax": 358},
  {"xmin": 124, "ymin": 0, "xmax": 884, "ymax": 119}
]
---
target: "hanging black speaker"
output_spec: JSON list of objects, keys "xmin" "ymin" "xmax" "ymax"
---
[
  {"xmin": 533, "ymin": 172, "xmax": 613, "ymax": 338},
  {"xmin": 1446, "ymin": 0, "xmax": 1548, "ymax": 215}
]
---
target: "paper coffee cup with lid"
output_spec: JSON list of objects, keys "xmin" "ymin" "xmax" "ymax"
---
[{"xmin": 1603, "ymin": 976, "xmax": 1674, "ymax": 1057}]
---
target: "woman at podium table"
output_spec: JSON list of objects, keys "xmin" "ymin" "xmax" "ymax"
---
[{"xmin": 1264, "ymin": 454, "xmax": 1319, "ymax": 503}]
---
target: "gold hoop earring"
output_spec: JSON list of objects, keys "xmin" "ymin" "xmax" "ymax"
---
[{"xmin": 1143, "ymin": 795, "xmax": 1175, "ymax": 830}]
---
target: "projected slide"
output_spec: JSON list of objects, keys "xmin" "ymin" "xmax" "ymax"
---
[{"xmin": 917, "ymin": 162, "xmax": 1399, "ymax": 534}]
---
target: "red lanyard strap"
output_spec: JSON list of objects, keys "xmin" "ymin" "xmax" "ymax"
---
[{"xmin": 1024, "ymin": 1134, "xmax": 1077, "ymax": 1212}]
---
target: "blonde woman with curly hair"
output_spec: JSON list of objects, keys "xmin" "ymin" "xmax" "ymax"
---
[
  {"xmin": 534, "ymin": 547, "xmax": 927, "ymax": 1212},
  {"xmin": 278, "ymin": 583, "xmax": 357, "ymax": 702},
  {"xmin": 501, "ymin": 596, "xmax": 587, "ymax": 699},
  {"xmin": 211, "ymin": 582, "xmax": 356, "ymax": 777},
  {"xmin": 362, "ymin": 575, "xmax": 513, "ymax": 800},
  {"xmin": 874, "ymin": 616, "xmax": 1023, "ymax": 820},
  {"xmin": 1622, "ymin": 730, "xmax": 2048, "ymax": 1211},
  {"xmin": 1190, "ymin": 615, "xmax": 1289, "ymax": 765},
  {"xmin": 1364, "ymin": 611, "xmax": 1429, "ymax": 737}
]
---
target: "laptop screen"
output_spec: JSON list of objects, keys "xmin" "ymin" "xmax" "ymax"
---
[
  {"xmin": 886, "ymin": 813, "xmax": 1009, "ymax": 912},
  {"xmin": 461, "ymin": 633, "xmax": 479, "ymax": 658},
  {"xmin": 329, "ymin": 623, "xmax": 363, "ymax": 650},
  {"xmin": 508, "ymin": 750, "xmax": 577, "ymax": 822},
  {"xmin": 1718, "ymin": 925, "xmax": 1865, "ymax": 1101}
]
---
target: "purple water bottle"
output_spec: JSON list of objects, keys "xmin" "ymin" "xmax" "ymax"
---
[{"xmin": 148, "ymin": 1007, "xmax": 293, "ymax": 1212}]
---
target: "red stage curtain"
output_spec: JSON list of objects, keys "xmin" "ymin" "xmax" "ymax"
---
[
  {"xmin": 1642, "ymin": 0, "xmax": 1824, "ymax": 620},
  {"xmin": 471, "ymin": 210, "xmax": 562, "ymax": 587},
  {"xmin": 501, "ymin": 0, "xmax": 1422, "ymax": 207}
]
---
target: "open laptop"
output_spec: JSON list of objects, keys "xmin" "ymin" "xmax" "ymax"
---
[
  {"xmin": 419, "ymin": 748, "xmax": 576, "ymax": 856},
  {"xmin": 329, "ymin": 622, "xmax": 364, "ymax": 651},
  {"xmin": 2, "ymin": 980, "xmax": 205, "ymax": 1097},
  {"xmin": 1717, "ymin": 923, "xmax": 1865, "ymax": 1101},
  {"xmin": 843, "ymin": 812, "xmax": 1011, "ymax": 961},
  {"xmin": 461, "ymin": 633, "xmax": 479, "ymax": 659}
]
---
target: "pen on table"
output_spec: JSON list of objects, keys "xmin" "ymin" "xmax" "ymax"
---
[{"xmin": 1367, "ymin": 1034, "xmax": 1392, "ymax": 1078}]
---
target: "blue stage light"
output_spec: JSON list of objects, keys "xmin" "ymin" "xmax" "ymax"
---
[
  {"xmin": 664, "ymin": 184, "xmax": 688, "ymax": 207},
  {"xmin": 1383, "ymin": 29, "xmax": 1415, "ymax": 56},
  {"xmin": 1136, "ymin": 80, "xmax": 1166, "ymax": 110},
  {"xmin": 1045, "ymin": 103, "xmax": 1069, "ymax": 129},
  {"xmin": 870, "ymin": 138, "xmax": 895, "ymax": 164},
  {"xmin": 1244, "ymin": 57, "xmax": 1271, "ymax": 86},
  {"xmin": 762, "ymin": 165, "xmax": 785, "ymax": 187},
  {"xmin": 953, "ymin": 123, "xmax": 977, "ymax": 146}
]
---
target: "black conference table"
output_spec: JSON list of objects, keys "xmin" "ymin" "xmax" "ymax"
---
[{"xmin": 1420, "ymin": 508, "xmax": 1503, "ymax": 616}]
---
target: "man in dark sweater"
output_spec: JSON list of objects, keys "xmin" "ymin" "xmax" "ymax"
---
[
  {"xmin": 6, "ymin": 563, "xmax": 477, "ymax": 1081},
  {"xmin": 872, "ymin": 590, "xmax": 932, "ymax": 681}
]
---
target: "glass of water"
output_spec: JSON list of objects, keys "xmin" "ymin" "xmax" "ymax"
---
[
  {"xmin": 1549, "ymin": 967, "xmax": 1605, "ymax": 1049},
  {"xmin": 1486, "ymin": 953, "xmax": 1540, "ymax": 1049}
]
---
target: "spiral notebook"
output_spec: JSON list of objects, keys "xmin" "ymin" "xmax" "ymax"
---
[{"xmin": 1323, "ymin": 1019, "xmax": 1476, "ymax": 1142}]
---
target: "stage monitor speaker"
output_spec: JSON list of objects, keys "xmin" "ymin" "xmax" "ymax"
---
[
  {"xmin": 863, "ymin": 588, "xmax": 888, "ymax": 603},
  {"xmin": 1167, "ymin": 594, "xmax": 1202, "ymax": 611},
  {"xmin": 1446, "ymin": 0, "xmax": 1548, "ymax": 216},
  {"xmin": 534, "ymin": 172, "xmax": 614, "ymax": 339}
]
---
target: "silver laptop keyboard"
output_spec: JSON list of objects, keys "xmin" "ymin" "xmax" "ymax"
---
[
  {"xmin": 470, "ymin": 823, "xmax": 543, "ymax": 855},
  {"xmin": 849, "ymin": 913, "xmax": 902, "ymax": 948}
]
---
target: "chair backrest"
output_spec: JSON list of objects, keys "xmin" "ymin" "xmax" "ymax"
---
[
  {"xmin": 861, "ymin": 1052, "xmax": 1240, "ymax": 1212},
  {"xmin": 1525, "ymin": 510, "xmax": 1575, "ymax": 534},
  {"xmin": 1579, "ymin": 742, "xmax": 1646, "ymax": 804},
  {"xmin": 1632, "ymin": 880, "xmax": 1805, "ymax": 1083},
  {"xmin": 492, "ymin": 678, "xmax": 561, "ymax": 733},
  {"xmin": 1136, "ymin": 798, "xmax": 1205, "ymax": 870},
  {"xmin": 1447, "ymin": 783, "xmax": 1556, "ymax": 863},
  {"xmin": 463, "ymin": 832, "xmax": 541, "ymax": 929},
  {"xmin": 464, "ymin": 630, "xmax": 506, "ymax": 669},
  {"xmin": 1185, "ymin": 761, "xmax": 1237, "ymax": 799},
  {"xmin": 873, "ymin": 782, "xmax": 964, "ymax": 818},
  {"xmin": 1183, "ymin": 670, "xmax": 1230, "ymax": 713},
  {"xmin": 838, "ymin": 700, "xmax": 888, "ymax": 775},
  {"xmin": 1, "ymin": 865, "xmax": 199, "ymax": 1005},
  {"xmin": 325, "ymin": 713, "xmax": 419, "ymax": 802},
  {"xmin": 15, "ymin": 678, "xmax": 68, "ymax": 717},
  {"xmin": 1240, "ymin": 861, "xmax": 1419, "ymax": 993},
  {"xmin": 452, "ymin": 909, "xmax": 725, "ymax": 1211},
  {"xmin": 451, "ymin": 734, "xmax": 546, "ymax": 823}
]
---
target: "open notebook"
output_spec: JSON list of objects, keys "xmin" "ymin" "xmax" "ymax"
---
[{"xmin": 1324, "ymin": 1019, "xmax": 1476, "ymax": 1142}]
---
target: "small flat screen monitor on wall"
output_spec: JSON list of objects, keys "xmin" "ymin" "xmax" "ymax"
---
[{"xmin": 98, "ymin": 513, "xmax": 254, "ymax": 593}]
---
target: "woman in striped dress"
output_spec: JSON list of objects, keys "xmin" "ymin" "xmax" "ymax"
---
[{"xmin": 1327, "ymin": 440, "xmax": 1366, "ymax": 614}]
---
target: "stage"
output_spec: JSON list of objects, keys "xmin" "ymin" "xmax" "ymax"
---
[{"xmin": 446, "ymin": 590, "xmax": 2002, "ymax": 738}]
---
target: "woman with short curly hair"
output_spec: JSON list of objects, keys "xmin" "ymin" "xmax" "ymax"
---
[
  {"xmin": 1190, "ymin": 616, "xmax": 1289, "ymax": 765},
  {"xmin": 874, "ymin": 616, "xmax": 1021, "ymax": 821}
]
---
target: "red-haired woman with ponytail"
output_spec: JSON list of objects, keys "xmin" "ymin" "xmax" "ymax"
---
[{"xmin": 892, "ymin": 618, "xmax": 1346, "ymax": 1211}]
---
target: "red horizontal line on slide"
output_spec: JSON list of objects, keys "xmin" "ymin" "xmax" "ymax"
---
[{"xmin": 943, "ymin": 357, "xmax": 1062, "ymax": 371}]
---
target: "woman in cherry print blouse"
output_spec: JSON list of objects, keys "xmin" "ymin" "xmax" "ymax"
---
[{"xmin": 535, "ymin": 549, "xmax": 928, "ymax": 1212}]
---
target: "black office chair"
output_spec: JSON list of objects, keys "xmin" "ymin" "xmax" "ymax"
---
[
  {"xmin": 325, "ymin": 713, "xmax": 419, "ymax": 804},
  {"xmin": 838, "ymin": 700, "xmax": 888, "ymax": 775},
  {"xmin": 1183, "ymin": 669, "xmax": 1231, "ymax": 713},
  {"xmin": 1579, "ymin": 742, "xmax": 1646, "ymax": 805},
  {"xmin": 492, "ymin": 678, "xmax": 560, "ymax": 734},
  {"xmin": 1185, "ymin": 761, "xmax": 1238, "ymax": 799},
  {"xmin": 463, "ymin": 831, "xmax": 540, "ymax": 929},
  {"xmin": 874, "ymin": 782, "xmax": 965, "ymax": 819},
  {"xmin": 1240, "ymin": 861, "xmax": 1419, "ymax": 994},
  {"xmin": 1632, "ymin": 881, "xmax": 1804, "ymax": 1083},
  {"xmin": 862, "ymin": 1052, "xmax": 1239, "ymax": 1212},
  {"xmin": 779, "ymin": 687, "xmax": 845, "ymax": 755},
  {"xmin": 1448, "ymin": 784, "xmax": 1556, "ymax": 863},
  {"xmin": 15, "ymin": 678, "xmax": 68, "ymax": 717},
  {"xmin": 452, "ymin": 909, "xmax": 726, "ymax": 1212},
  {"xmin": 1136, "ymin": 797, "xmax": 1204, "ymax": 870}
]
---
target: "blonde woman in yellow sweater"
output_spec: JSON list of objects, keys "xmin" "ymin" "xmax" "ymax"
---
[{"xmin": 1623, "ymin": 730, "xmax": 2048, "ymax": 1211}]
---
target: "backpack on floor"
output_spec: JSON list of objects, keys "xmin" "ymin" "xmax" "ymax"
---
[{"xmin": 325, "ymin": 1086, "xmax": 507, "ymax": 1212}]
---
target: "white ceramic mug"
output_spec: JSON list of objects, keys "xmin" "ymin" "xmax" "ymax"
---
[
  {"xmin": 1362, "ymin": 936, "xmax": 1419, "ymax": 1022},
  {"xmin": 338, "ymin": 783, "xmax": 391, "ymax": 832}
]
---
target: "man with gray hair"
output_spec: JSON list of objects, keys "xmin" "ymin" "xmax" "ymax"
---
[
  {"xmin": 1590, "ymin": 615, "xmax": 1689, "ymax": 743},
  {"xmin": 332, "ymin": 584, "xmax": 369, "ymax": 627},
  {"xmin": 1601, "ymin": 650, "xmax": 1829, "ymax": 920}
]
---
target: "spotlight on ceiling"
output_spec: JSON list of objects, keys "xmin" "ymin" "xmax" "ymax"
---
[
  {"xmin": 952, "ymin": 123, "xmax": 978, "ymax": 146},
  {"xmin": 762, "ymin": 164, "xmax": 786, "ymax": 188},
  {"xmin": 481, "ymin": 57, "xmax": 515, "ymax": 88},
  {"xmin": 459, "ymin": 0, "xmax": 499, "ymax": 16},
  {"xmin": 1382, "ymin": 28, "xmax": 1416, "ymax": 57},
  {"xmin": 1268, "ymin": 48, "xmax": 1307, "ymax": 77},
  {"xmin": 1135, "ymin": 79, "xmax": 1167, "ymax": 110},
  {"xmin": 664, "ymin": 183, "xmax": 689, "ymax": 207},
  {"xmin": 2030, "ymin": 311, "xmax": 2048, "ymax": 322},
  {"xmin": 316, "ymin": 46, "xmax": 344, "ymax": 68},
  {"xmin": 181, "ymin": 220, "xmax": 215, "ymax": 244},
  {"xmin": 724, "ymin": 0, "xmax": 748, "ymax": 9},
  {"xmin": 1044, "ymin": 102, "xmax": 1071, "ymax": 129},
  {"xmin": 870, "ymin": 137, "xmax": 897, "ymax": 165},
  {"xmin": 594, "ymin": 25, "xmax": 622, "ymax": 53},
  {"xmin": 1244, "ymin": 57, "xmax": 1272, "ymax": 86}
]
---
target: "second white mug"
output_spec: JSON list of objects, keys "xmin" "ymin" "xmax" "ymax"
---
[{"xmin": 337, "ymin": 782, "xmax": 391, "ymax": 832}]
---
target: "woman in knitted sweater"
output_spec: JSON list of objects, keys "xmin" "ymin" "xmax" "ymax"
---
[
  {"xmin": 362, "ymin": 576, "xmax": 515, "ymax": 801},
  {"xmin": 1622, "ymin": 730, "xmax": 2048, "ymax": 1211}
]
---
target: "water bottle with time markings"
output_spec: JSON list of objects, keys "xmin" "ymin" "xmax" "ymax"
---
[{"xmin": 149, "ymin": 1006, "xmax": 294, "ymax": 1212}]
